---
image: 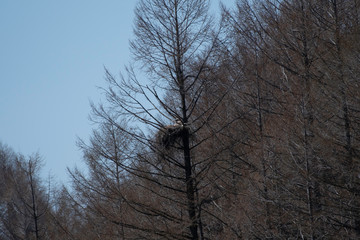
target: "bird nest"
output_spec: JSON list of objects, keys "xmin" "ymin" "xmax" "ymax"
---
[{"xmin": 157, "ymin": 125, "xmax": 185, "ymax": 149}]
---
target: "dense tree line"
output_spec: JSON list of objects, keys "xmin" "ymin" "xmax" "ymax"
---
[{"xmin": 1, "ymin": 0, "xmax": 359, "ymax": 239}]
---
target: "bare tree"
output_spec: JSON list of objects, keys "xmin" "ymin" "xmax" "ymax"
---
[
  {"xmin": 0, "ymin": 143, "xmax": 51, "ymax": 240},
  {"xmin": 69, "ymin": 0, "xmax": 251, "ymax": 238},
  {"xmin": 222, "ymin": 0, "xmax": 360, "ymax": 238}
]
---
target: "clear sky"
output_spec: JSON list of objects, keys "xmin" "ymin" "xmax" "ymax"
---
[{"xmin": 0, "ymin": 0, "xmax": 230, "ymax": 184}]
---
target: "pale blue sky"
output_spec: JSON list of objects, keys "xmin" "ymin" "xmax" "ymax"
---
[{"xmin": 0, "ymin": 0, "xmax": 230, "ymax": 184}]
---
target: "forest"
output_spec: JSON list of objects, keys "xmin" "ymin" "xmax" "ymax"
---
[{"xmin": 1, "ymin": 0, "xmax": 360, "ymax": 239}]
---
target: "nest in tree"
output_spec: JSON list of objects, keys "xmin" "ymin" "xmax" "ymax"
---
[{"xmin": 157, "ymin": 124, "xmax": 184, "ymax": 149}]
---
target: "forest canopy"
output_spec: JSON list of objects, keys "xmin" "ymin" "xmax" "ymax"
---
[{"xmin": 1, "ymin": 0, "xmax": 360, "ymax": 239}]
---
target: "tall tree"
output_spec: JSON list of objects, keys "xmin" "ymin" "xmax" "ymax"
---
[{"xmin": 70, "ymin": 0, "xmax": 243, "ymax": 238}]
